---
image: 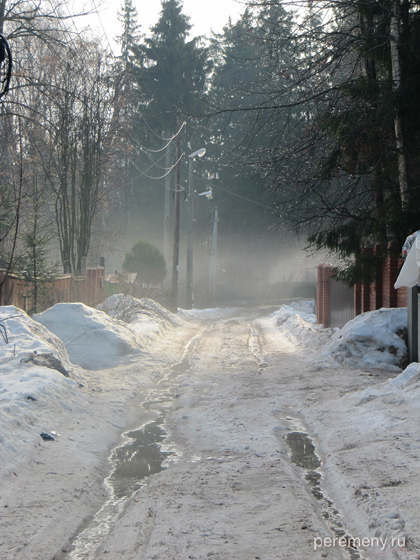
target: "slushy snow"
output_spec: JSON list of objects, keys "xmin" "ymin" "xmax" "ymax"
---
[
  {"xmin": 0, "ymin": 298, "xmax": 412, "ymax": 475},
  {"xmin": 1, "ymin": 296, "xmax": 420, "ymax": 560}
]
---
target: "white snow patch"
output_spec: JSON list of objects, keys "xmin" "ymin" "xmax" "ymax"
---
[
  {"xmin": 286, "ymin": 299, "xmax": 316, "ymax": 315},
  {"xmin": 321, "ymin": 307, "xmax": 407, "ymax": 371},
  {"xmin": 99, "ymin": 294, "xmax": 187, "ymax": 349},
  {"xmin": 270, "ymin": 301, "xmax": 329, "ymax": 351},
  {"xmin": 0, "ymin": 306, "xmax": 80, "ymax": 475},
  {"xmin": 272, "ymin": 303, "xmax": 317, "ymax": 326},
  {"xmin": 178, "ymin": 307, "xmax": 242, "ymax": 321},
  {"xmin": 271, "ymin": 301, "xmax": 408, "ymax": 371},
  {"xmin": 34, "ymin": 302, "xmax": 143, "ymax": 370},
  {"xmin": 0, "ymin": 306, "xmax": 71, "ymax": 371}
]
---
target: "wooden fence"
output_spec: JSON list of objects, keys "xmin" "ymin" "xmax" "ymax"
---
[{"xmin": 0, "ymin": 267, "xmax": 105, "ymax": 313}]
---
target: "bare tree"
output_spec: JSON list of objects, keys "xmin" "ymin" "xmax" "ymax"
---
[{"xmin": 39, "ymin": 39, "xmax": 116, "ymax": 274}]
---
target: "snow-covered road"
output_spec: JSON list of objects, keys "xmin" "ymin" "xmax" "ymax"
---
[
  {"xmin": 1, "ymin": 300, "xmax": 420, "ymax": 560},
  {"xmin": 85, "ymin": 313, "xmax": 341, "ymax": 560}
]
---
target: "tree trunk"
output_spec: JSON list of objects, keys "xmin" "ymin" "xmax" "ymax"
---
[
  {"xmin": 390, "ymin": 0, "xmax": 410, "ymax": 207},
  {"xmin": 0, "ymin": 0, "xmax": 6, "ymax": 34}
]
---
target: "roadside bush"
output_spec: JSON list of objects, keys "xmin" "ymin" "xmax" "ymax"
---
[{"xmin": 122, "ymin": 241, "xmax": 167, "ymax": 286}]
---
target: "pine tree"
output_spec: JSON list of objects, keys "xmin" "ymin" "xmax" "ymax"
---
[
  {"xmin": 117, "ymin": 0, "xmax": 141, "ymax": 68},
  {"xmin": 19, "ymin": 173, "xmax": 57, "ymax": 314},
  {"xmin": 132, "ymin": 0, "xmax": 210, "ymax": 134}
]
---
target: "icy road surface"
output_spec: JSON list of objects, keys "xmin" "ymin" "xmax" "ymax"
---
[{"xmin": 1, "ymin": 305, "xmax": 419, "ymax": 560}]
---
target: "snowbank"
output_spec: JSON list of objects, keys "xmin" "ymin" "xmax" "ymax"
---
[
  {"xmin": 98, "ymin": 294, "xmax": 189, "ymax": 350},
  {"xmin": 35, "ymin": 303, "xmax": 144, "ymax": 370},
  {"xmin": 100, "ymin": 294, "xmax": 183, "ymax": 328},
  {"xmin": 0, "ymin": 307, "xmax": 80, "ymax": 474},
  {"xmin": 271, "ymin": 301, "xmax": 328, "ymax": 349},
  {"xmin": 0, "ymin": 306, "xmax": 71, "ymax": 373},
  {"xmin": 321, "ymin": 308, "xmax": 407, "ymax": 371},
  {"xmin": 389, "ymin": 361, "xmax": 420, "ymax": 388},
  {"xmin": 272, "ymin": 301, "xmax": 408, "ymax": 371}
]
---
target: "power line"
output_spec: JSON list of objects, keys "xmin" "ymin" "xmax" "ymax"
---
[
  {"xmin": 133, "ymin": 151, "xmax": 184, "ymax": 181},
  {"xmin": 91, "ymin": 0, "xmax": 116, "ymax": 55},
  {"xmin": 135, "ymin": 121, "xmax": 186, "ymax": 154},
  {"xmin": 180, "ymin": 168, "xmax": 276, "ymax": 212},
  {"xmin": 140, "ymin": 117, "xmax": 187, "ymax": 142}
]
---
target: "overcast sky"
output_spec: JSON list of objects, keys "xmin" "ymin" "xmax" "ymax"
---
[{"xmin": 76, "ymin": 0, "xmax": 245, "ymax": 53}]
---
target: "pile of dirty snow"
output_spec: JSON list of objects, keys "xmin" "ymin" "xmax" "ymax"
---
[
  {"xmin": 320, "ymin": 307, "xmax": 407, "ymax": 371},
  {"xmin": 100, "ymin": 294, "xmax": 183, "ymax": 328},
  {"xmin": 35, "ymin": 303, "xmax": 143, "ymax": 370},
  {"xmin": 272, "ymin": 301, "xmax": 408, "ymax": 371},
  {"xmin": 0, "ymin": 306, "xmax": 72, "ymax": 375},
  {"xmin": 0, "ymin": 306, "xmax": 80, "ymax": 474},
  {"xmin": 271, "ymin": 301, "xmax": 329, "ymax": 349}
]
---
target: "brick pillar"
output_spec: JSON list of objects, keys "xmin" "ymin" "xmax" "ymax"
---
[
  {"xmin": 359, "ymin": 247, "xmax": 374, "ymax": 312},
  {"xmin": 368, "ymin": 245, "xmax": 383, "ymax": 310},
  {"xmin": 316, "ymin": 264, "xmax": 337, "ymax": 327},
  {"xmin": 361, "ymin": 282, "xmax": 370, "ymax": 313},
  {"xmin": 354, "ymin": 283, "xmax": 362, "ymax": 317},
  {"xmin": 382, "ymin": 245, "xmax": 402, "ymax": 308}
]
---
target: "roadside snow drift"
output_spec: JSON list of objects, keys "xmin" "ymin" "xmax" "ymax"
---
[
  {"xmin": 272, "ymin": 301, "xmax": 408, "ymax": 370},
  {"xmin": 35, "ymin": 303, "xmax": 143, "ymax": 370},
  {"xmin": 0, "ymin": 306, "xmax": 71, "ymax": 373},
  {"xmin": 321, "ymin": 307, "xmax": 407, "ymax": 370},
  {"xmin": 100, "ymin": 294, "xmax": 183, "ymax": 328},
  {"xmin": 271, "ymin": 301, "xmax": 329, "ymax": 348},
  {"xmin": 0, "ymin": 306, "xmax": 79, "ymax": 474}
]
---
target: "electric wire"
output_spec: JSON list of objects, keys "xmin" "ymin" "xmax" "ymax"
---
[
  {"xmin": 91, "ymin": 0, "xmax": 116, "ymax": 55},
  {"xmin": 140, "ymin": 116, "xmax": 186, "ymax": 142},
  {"xmin": 129, "ymin": 149, "xmax": 185, "ymax": 181},
  {"xmin": 134, "ymin": 121, "xmax": 186, "ymax": 154},
  {"xmin": 180, "ymin": 167, "xmax": 276, "ymax": 212}
]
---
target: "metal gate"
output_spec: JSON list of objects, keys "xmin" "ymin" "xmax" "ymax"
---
[{"xmin": 328, "ymin": 278, "xmax": 355, "ymax": 328}]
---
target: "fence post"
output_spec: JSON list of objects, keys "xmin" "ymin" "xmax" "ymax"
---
[{"xmin": 407, "ymin": 286, "xmax": 418, "ymax": 362}]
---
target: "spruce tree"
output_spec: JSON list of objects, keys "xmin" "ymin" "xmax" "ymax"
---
[
  {"xmin": 117, "ymin": 0, "xmax": 141, "ymax": 69},
  {"xmin": 132, "ymin": 0, "xmax": 209, "ymax": 134}
]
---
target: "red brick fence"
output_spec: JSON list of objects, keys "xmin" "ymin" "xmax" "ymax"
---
[{"xmin": 317, "ymin": 252, "xmax": 407, "ymax": 328}]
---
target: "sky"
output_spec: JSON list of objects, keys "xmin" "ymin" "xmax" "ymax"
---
[{"xmin": 77, "ymin": 0, "xmax": 245, "ymax": 53}]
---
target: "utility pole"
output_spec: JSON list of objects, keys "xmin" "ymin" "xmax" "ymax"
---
[
  {"xmin": 170, "ymin": 120, "xmax": 182, "ymax": 312},
  {"xmin": 186, "ymin": 156, "xmax": 194, "ymax": 308},
  {"xmin": 163, "ymin": 137, "xmax": 171, "ymax": 272},
  {"xmin": 209, "ymin": 206, "xmax": 219, "ymax": 306},
  {"xmin": 186, "ymin": 147, "xmax": 205, "ymax": 309}
]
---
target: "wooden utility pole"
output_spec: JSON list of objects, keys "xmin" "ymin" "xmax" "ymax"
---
[
  {"xmin": 170, "ymin": 120, "xmax": 182, "ymax": 312},
  {"xmin": 163, "ymin": 135, "xmax": 171, "ymax": 271},
  {"xmin": 208, "ymin": 206, "xmax": 219, "ymax": 306}
]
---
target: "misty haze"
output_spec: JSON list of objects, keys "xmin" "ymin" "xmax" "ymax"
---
[{"xmin": 0, "ymin": 1, "xmax": 419, "ymax": 560}]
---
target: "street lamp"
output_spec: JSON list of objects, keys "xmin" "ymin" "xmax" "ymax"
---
[{"xmin": 186, "ymin": 147, "xmax": 206, "ymax": 309}]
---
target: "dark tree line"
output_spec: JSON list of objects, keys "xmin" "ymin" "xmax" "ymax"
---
[
  {"xmin": 2, "ymin": 0, "xmax": 419, "ymax": 311},
  {"xmin": 224, "ymin": 0, "xmax": 420, "ymax": 284}
]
